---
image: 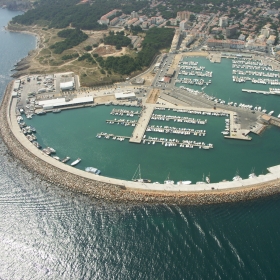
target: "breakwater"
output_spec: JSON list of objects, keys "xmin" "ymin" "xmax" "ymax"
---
[{"xmin": 1, "ymin": 82, "xmax": 280, "ymax": 205}]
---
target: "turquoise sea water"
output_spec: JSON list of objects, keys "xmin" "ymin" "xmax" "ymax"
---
[{"xmin": 1, "ymin": 9, "xmax": 280, "ymax": 279}]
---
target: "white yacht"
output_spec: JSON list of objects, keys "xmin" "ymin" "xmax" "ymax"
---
[
  {"xmin": 85, "ymin": 167, "xmax": 101, "ymax": 175},
  {"xmin": 248, "ymin": 173, "xmax": 257, "ymax": 179},
  {"xmin": 164, "ymin": 180, "xmax": 175, "ymax": 184},
  {"xmin": 177, "ymin": 181, "xmax": 192, "ymax": 185},
  {"xmin": 233, "ymin": 170, "xmax": 242, "ymax": 181},
  {"xmin": 233, "ymin": 175, "xmax": 242, "ymax": 181},
  {"xmin": 71, "ymin": 158, "xmax": 81, "ymax": 166}
]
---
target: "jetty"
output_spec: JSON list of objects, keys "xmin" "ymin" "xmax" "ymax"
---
[
  {"xmin": 129, "ymin": 105, "xmax": 154, "ymax": 143},
  {"xmin": 242, "ymin": 89, "xmax": 280, "ymax": 95}
]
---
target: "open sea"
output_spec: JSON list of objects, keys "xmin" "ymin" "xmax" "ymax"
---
[{"xmin": 1, "ymin": 9, "xmax": 280, "ymax": 279}]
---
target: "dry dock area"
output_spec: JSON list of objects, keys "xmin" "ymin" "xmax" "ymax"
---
[{"xmin": 129, "ymin": 105, "xmax": 154, "ymax": 143}]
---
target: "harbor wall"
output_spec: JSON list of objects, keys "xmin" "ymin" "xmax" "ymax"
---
[{"xmin": 1, "ymin": 82, "xmax": 280, "ymax": 205}]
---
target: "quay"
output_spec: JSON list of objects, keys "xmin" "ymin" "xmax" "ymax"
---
[
  {"xmin": 97, "ymin": 132, "xmax": 213, "ymax": 149},
  {"xmin": 224, "ymin": 111, "xmax": 252, "ymax": 141},
  {"xmin": 261, "ymin": 114, "xmax": 280, "ymax": 128},
  {"xmin": 209, "ymin": 53, "xmax": 221, "ymax": 63},
  {"xmin": 110, "ymin": 108, "xmax": 140, "ymax": 116},
  {"xmin": 129, "ymin": 104, "xmax": 154, "ymax": 143}
]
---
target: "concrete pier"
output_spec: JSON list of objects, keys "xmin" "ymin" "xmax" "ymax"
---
[
  {"xmin": 209, "ymin": 53, "xmax": 221, "ymax": 63},
  {"xmin": 129, "ymin": 105, "xmax": 154, "ymax": 143},
  {"xmin": 224, "ymin": 112, "xmax": 252, "ymax": 141}
]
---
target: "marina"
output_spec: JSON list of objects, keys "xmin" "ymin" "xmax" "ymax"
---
[
  {"xmin": 8, "ymin": 54, "xmax": 280, "ymax": 184},
  {"xmin": 2, "ymin": 8, "xmax": 280, "ymax": 279}
]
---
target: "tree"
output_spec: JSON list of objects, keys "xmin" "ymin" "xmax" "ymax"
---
[{"xmin": 190, "ymin": 14, "xmax": 196, "ymax": 22}]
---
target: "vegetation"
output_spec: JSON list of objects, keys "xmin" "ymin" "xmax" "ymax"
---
[
  {"xmin": 137, "ymin": 27, "xmax": 174, "ymax": 67},
  {"xmin": 104, "ymin": 31, "xmax": 131, "ymax": 49},
  {"xmin": 11, "ymin": 0, "xmax": 147, "ymax": 30},
  {"xmin": 61, "ymin": 53, "xmax": 79, "ymax": 60},
  {"xmin": 78, "ymin": 53, "xmax": 96, "ymax": 64},
  {"xmin": 100, "ymin": 27, "xmax": 174, "ymax": 75},
  {"xmin": 104, "ymin": 55, "xmax": 141, "ymax": 75},
  {"xmin": 84, "ymin": 45, "xmax": 93, "ymax": 51},
  {"xmin": 50, "ymin": 28, "xmax": 88, "ymax": 54},
  {"xmin": 130, "ymin": 25, "xmax": 143, "ymax": 35}
]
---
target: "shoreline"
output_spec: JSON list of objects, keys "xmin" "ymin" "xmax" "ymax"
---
[
  {"xmin": 1, "ymin": 83, "xmax": 280, "ymax": 204},
  {"xmin": 5, "ymin": 24, "xmax": 41, "ymax": 78},
  {"xmin": 5, "ymin": 24, "xmax": 40, "ymax": 48}
]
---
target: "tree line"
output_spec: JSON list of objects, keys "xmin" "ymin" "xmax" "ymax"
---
[
  {"xmin": 50, "ymin": 28, "xmax": 88, "ymax": 54},
  {"xmin": 104, "ymin": 31, "xmax": 132, "ymax": 50},
  {"xmin": 11, "ymin": 0, "xmax": 147, "ymax": 30}
]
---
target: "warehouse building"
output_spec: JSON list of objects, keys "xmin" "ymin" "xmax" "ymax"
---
[
  {"xmin": 60, "ymin": 77, "xmax": 75, "ymax": 91},
  {"xmin": 115, "ymin": 92, "xmax": 136, "ymax": 100},
  {"xmin": 38, "ymin": 96, "xmax": 93, "ymax": 110}
]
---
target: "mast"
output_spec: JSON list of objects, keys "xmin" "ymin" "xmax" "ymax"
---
[
  {"xmin": 165, "ymin": 172, "xmax": 171, "ymax": 181},
  {"xmin": 132, "ymin": 164, "xmax": 141, "ymax": 181}
]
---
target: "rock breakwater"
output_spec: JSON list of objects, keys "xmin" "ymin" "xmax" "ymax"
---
[{"xmin": 1, "ymin": 82, "xmax": 280, "ymax": 205}]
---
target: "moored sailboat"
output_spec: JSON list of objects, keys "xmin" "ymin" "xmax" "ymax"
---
[{"xmin": 132, "ymin": 165, "xmax": 151, "ymax": 183}]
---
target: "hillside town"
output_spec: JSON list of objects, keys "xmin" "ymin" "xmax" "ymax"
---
[{"xmin": 95, "ymin": 1, "xmax": 280, "ymax": 58}]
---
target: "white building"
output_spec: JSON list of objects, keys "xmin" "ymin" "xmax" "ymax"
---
[
  {"xmin": 115, "ymin": 92, "xmax": 136, "ymax": 100},
  {"xmin": 13, "ymin": 79, "xmax": 21, "ymax": 91},
  {"xmin": 261, "ymin": 27, "xmax": 270, "ymax": 38},
  {"xmin": 131, "ymin": 11, "xmax": 138, "ymax": 19},
  {"xmin": 179, "ymin": 20, "xmax": 188, "ymax": 31},
  {"xmin": 219, "ymin": 16, "xmax": 228, "ymax": 28},
  {"xmin": 60, "ymin": 80, "xmax": 75, "ymax": 91},
  {"xmin": 169, "ymin": 18, "xmax": 177, "ymax": 26},
  {"xmin": 38, "ymin": 97, "xmax": 93, "ymax": 110}
]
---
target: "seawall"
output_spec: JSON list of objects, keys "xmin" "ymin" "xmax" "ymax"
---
[{"xmin": 1, "ymin": 82, "xmax": 280, "ymax": 205}]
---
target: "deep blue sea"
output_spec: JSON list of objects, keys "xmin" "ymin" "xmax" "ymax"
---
[{"xmin": 1, "ymin": 9, "xmax": 280, "ymax": 279}]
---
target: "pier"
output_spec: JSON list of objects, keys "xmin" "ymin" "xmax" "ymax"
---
[
  {"xmin": 110, "ymin": 108, "xmax": 141, "ymax": 116},
  {"xmin": 129, "ymin": 105, "xmax": 155, "ymax": 143},
  {"xmin": 224, "ymin": 112, "xmax": 252, "ymax": 141},
  {"xmin": 242, "ymin": 89, "xmax": 278, "ymax": 95},
  {"xmin": 106, "ymin": 119, "xmax": 137, "ymax": 126},
  {"xmin": 209, "ymin": 53, "xmax": 221, "ymax": 63},
  {"xmin": 97, "ymin": 132, "xmax": 213, "ymax": 149}
]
